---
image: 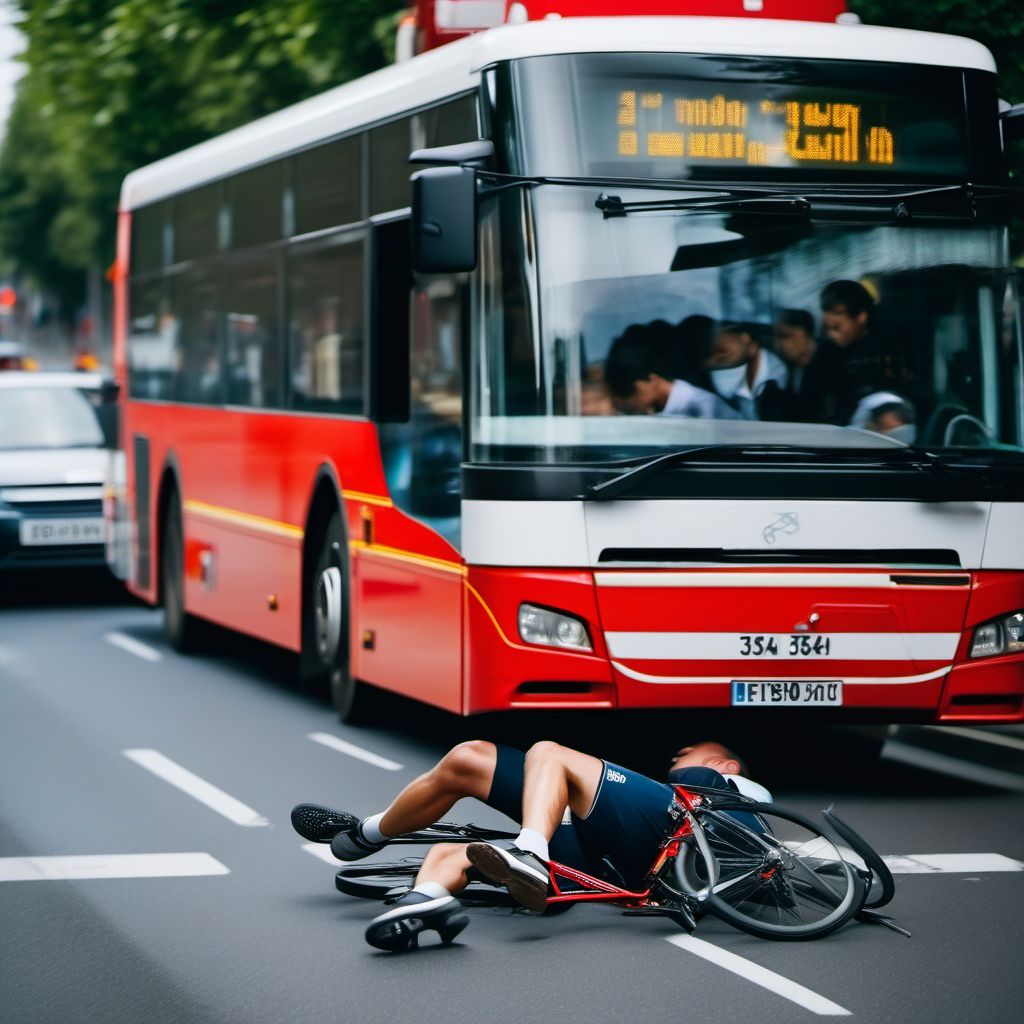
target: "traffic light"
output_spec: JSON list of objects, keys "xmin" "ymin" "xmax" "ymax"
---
[{"xmin": 0, "ymin": 285, "xmax": 16, "ymax": 310}]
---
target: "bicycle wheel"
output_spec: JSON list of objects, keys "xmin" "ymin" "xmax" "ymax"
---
[
  {"xmin": 334, "ymin": 861, "xmax": 521, "ymax": 909},
  {"xmin": 823, "ymin": 806, "xmax": 895, "ymax": 910},
  {"xmin": 676, "ymin": 801, "xmax": 865, "ymax": 940},
  {"xmin": 335, "ymin": 861, "xmax": 418, "ymax": 900}
]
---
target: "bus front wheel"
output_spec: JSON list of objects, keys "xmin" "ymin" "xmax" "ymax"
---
[{"xmin": 306, "ymin": 511, "xmax": 373, "ymax": 723}]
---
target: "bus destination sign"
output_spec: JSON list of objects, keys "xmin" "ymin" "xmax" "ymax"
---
[
  {"xmin": 617, "ymin": 88, "xmax": 895, "ymax": 167},
  {"xmin": 584, "ymin": 77, "xmax": 967, "ymax": 178}
]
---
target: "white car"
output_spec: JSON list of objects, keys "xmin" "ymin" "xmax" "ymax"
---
[{"xmin": 0, "ymin": 372, "xmax": 117, "ymax": 570}]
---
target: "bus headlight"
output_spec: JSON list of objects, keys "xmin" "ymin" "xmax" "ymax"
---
[
  {"xmin": 518, "ymin": 604, "xmax": 592, "ymax": 652},
  {"xmin": 970, "ymin": 611, "xmax": 1024, "ymax": 658}
]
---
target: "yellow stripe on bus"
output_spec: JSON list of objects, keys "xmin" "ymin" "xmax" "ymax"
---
[
  {"xmin": 342, "ymin": 489, "xmax": 394, "ymax": 508},
  {"xmin": 183, "ymin": 500, "xmax": 305, "ymax": 540},
  {"xmin": 349, "ymin": 539, "xmax": 465, "ymax": 576}
]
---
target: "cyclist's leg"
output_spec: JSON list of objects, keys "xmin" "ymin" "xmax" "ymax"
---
[
  {"xmin": 415, "ymin": 842, "xmax": 474, "ymax": 894},
  {"xmin": 466, "ymin": 741, "xmax": 603, "ymax": 910},
  {"xmin": 296, "ymin": 740, "xmax": 501, "ymax": 849},
  {"xmin": 521, "ymin": 740, "xmax": 604, "ymax": 837},
  {"xmin": 377, "ymin": 739, "xmax": 498, "ymax": 836},
  {"xmin": 366, "ymin": 841, "xmax": 471, "ymax": 952}
]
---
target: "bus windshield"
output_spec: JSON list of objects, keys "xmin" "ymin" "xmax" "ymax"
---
[{"xmin": 470, "ymin": 185, "xmax": 1023, "ymax": 464}]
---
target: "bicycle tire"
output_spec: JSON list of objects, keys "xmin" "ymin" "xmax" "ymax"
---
[
  {"xmin": 334, "ymin": 862, "xmax": 524, "ymax": 909},
  {"xmin": 822, "ymin": 805, "xmax": 896, "ymax": 910},
  {"xmin": 677, "ymin": 800, "xmax": 865, "ymax": 941},
  {"xmin": 335, "ymin": 861, "xmax": 419, "ymax": 900}
]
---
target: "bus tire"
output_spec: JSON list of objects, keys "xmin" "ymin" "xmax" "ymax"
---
[
  {"xmin": 305, "ymin": 510, "xmax": 373, "ymax": 723},
  {"xmin": 161, "ymin": 492, "xmax": 200, "ymax": 652}
]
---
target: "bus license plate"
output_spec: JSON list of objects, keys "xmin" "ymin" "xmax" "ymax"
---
[
  {"xmin": 732, "ymin": 681, "xmax": 843, "ymax": 706},
  {"xmin": 19, "ymin": 518, "xmax": 103, "ymax": 546}
]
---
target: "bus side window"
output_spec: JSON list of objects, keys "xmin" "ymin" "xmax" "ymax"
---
[
  {"xmin": 376, "ymin": 217, "xmax": 464, "ymax": 544},
  {"xmin": 287, "ymin": 238, "xmax": 365, "ymax": 415}
]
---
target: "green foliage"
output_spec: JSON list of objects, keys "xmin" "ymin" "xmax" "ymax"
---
[
  {"xmin": 0, "ymin": 0, "xmax": 406, "ymax": 314},
  {"xmin": 849, "ymin": 0, "xmax": 1024, "ymax": 103}
]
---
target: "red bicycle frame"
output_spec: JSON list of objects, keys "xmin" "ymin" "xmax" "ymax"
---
[{"xmin": 545, "ymin": 786, "xmax": 701, "ymax": 906}]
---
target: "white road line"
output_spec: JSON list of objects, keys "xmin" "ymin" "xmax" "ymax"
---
[
  {"xmin": 882, "ymin": 740, "xmax": 1024, "ymax": 792},
  {"xmin": 0, "ymin": 853, "xmax": 228, "ymax": 882},
  {"xmin": 124, "ymin": 749, "xmax": 270, "ymax": 827},
  {"xmin": 884, "ymin": 853, "xmax": 1024, "ymax": 873},
  {"xmin": 105, "ymin": 631, "xmax": 162, "ymax": 663},
  {"xmin": 928, "ymin": 725, "xmax": 1024, "ymax": 752},
  {"xmin": 667, "ymin": 935, "xmax": 851, "ymax": 1016},
  {"xmin": 308, "ymin": 732, "xmax": 404, "ymax": 771},
  {"xmin": 302, "ymin": 843, "xmax": 340, "ymax": 865}
]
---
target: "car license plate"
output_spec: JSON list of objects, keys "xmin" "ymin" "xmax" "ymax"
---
[
  {"xmin": 19, "ymin": 517, "xmax": 103, "ymax": 546},
  {"xmin": 731, "ymin": 680, "xmax": 843, "ymax": 706}
]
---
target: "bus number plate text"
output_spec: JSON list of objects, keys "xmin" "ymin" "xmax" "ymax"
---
[
  {"xmin": 739, "ymin": 634, "xmax": 832, "ymax": 657},
  {"xmin": 731, "ymin": 681, "xmax": 843, "ymax": 706}
]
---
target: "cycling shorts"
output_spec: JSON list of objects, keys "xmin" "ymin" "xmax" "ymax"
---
[{"xmin": 486, "ymin": 744, "xmax": 678, "ymax": 889}]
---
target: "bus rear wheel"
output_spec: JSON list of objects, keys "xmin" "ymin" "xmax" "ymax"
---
[
  {"xmin": 305, "ymin": 510, "xmax": 373, "ymax": 723},
  {"xmin": 161, "ymin": 492, "xmax": 200, "ymax": 651}
]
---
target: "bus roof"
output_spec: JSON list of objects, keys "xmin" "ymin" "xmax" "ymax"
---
[{"xmin": 120, "ymin": 16, "xmax": 996, "ymax": 211}]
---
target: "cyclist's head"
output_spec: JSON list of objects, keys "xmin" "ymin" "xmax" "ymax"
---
[{"xmin": 669, "ymin": 741, "xmax": 747, "ymax": 777}]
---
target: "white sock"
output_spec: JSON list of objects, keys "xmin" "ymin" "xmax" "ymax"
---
[
  {"xmin": 410, "ymin": 881, "xmax": 451, "ymax": 901},
  {"xmin": 360, "ymin": 812, "xmax": 389, "ymax": 844},
  {"xmin": 514, "ymin": 827, "xmax": 549, "ymax": 861}
]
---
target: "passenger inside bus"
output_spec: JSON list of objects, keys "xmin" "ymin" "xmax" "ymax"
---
[
  {"xmin": 773, "ymin": 308, "xmax": 828, "ymax": 423},
  {"xmin": 815, "ymin": 279, "xmax": 916, "ymax": 426},
  {"xmin": 604, "ymin": 320, "xmax": 741, "ymax": 419},
  {"xmin": 706, "ymin": 322, "xmax": 789, "ymax": 421},
  {"xmin": 589, "ymin": 277, "xmax": 925, "ymax": 432}
]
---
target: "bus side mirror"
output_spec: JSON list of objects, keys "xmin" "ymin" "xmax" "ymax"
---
[{"xmin": 411, "ymin": 166, "xmax": 477, "ymax": 274}]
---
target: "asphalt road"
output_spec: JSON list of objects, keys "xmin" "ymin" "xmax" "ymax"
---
[{"xmin": 2, "ymin": 573, "xmax": 1023, "ymax": 1024}]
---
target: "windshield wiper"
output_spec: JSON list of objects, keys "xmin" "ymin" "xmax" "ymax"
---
[
  {"xmin": 595, "ymin": 192, "xmax": 809, "ymax": 218},
  {"xmin": 585, "ymin": 445, "xmax": 1005, "ymax": 502},
  {"xmin": 594, "ymin": 183, "xmax": 1024, "ymax": 222},
  {"xmin": 587, "ymin": 445, "xmax": 817, "ymax": 500}
]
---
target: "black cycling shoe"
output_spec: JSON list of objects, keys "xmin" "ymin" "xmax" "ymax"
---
[
  {"xmin": 466, "ymin": 842, "xmax": 550, "ymax": 912},
  {"xmin": 365, "ymin": 893, "xmax": 469, "ymax": 952},
  {"xmin": 330, "ymin": 824, "xmax": 387, "ymax": 862},
  {"xmin": 290, "ymin": 804, "xmax": 359, "ymax": 844}
]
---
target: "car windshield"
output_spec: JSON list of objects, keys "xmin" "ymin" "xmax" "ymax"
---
[
  {"xmin": 0, "ymin": 387, "xmax": 104, "ymax": 450},
  {"xmin": 470, "ymin": 185, "xmax": 1023, "ymax": 463}
]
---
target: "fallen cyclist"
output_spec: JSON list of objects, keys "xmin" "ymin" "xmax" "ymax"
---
[{"xmin": 292, "ymin": 738, "xmax": 770, "ymax": 951}]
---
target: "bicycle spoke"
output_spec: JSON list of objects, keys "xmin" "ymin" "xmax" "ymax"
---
[
  {"xmin": 711, "ymin": 865, "xmax": 765, "ymax": 895},
  {"xmin": 788, "ymin": 855, "xmax": 848, "ymax": 903}
]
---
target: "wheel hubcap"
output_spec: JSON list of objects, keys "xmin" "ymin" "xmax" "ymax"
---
[{"xmin": 315, "ymin": 565, "xmax": 342, "ymax": 664}]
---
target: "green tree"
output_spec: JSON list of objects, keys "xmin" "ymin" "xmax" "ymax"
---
[
  {"xmin": 0, "ymin": 0, "xmax": 406, "ymax": 319},
  {"xmin": 849, "ymin": 0, "xmax": 1024, "ymax": 105}
]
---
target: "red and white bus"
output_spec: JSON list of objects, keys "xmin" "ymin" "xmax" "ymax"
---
[{"xmin": 108, "ymin": 0, "xmax": 1024, "ymax": 723}]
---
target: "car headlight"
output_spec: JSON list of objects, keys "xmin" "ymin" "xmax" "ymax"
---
[
  {"xmin": 970, "ymin": 610, "xmax": 1024, "ymax": 658},
  {"xmin": 518, "ymin": 604, "xmax": 592, "ymax": 652}
]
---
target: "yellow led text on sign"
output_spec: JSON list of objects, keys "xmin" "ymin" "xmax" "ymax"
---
[{"xmin": 616, "ymin": 90, "xmax": 896, "ymax": 166}]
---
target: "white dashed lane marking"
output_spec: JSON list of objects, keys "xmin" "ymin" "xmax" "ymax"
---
[
  {"xmin": 0, "ymin": 853, "xmax": 228, "ymax": 881},
  {"xmin": 308, "ymin": 732, "xmax": 404, "ymax": 771},
  {"xmin": 667, "ymin": 935, "xmax": 852, "ymax": 1016},
  {"xmin": 124, "ymin": 749, "xmax": 270, "ymax": 827},
  {"xmin": 302, "ymin": 844, "xmax": 340, "ymax": 865},
  {"xmin": 105, "ymin": 632, "xmax": 163, "ymax": 662},
  {"xmin": 884, "ymin": 852, "xmax": 1023, "ymax": 873}
]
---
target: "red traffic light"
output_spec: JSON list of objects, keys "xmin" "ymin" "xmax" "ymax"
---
[{"xmin": 0, "ymin": 286, "xmax": 16, "ymax": 308}]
